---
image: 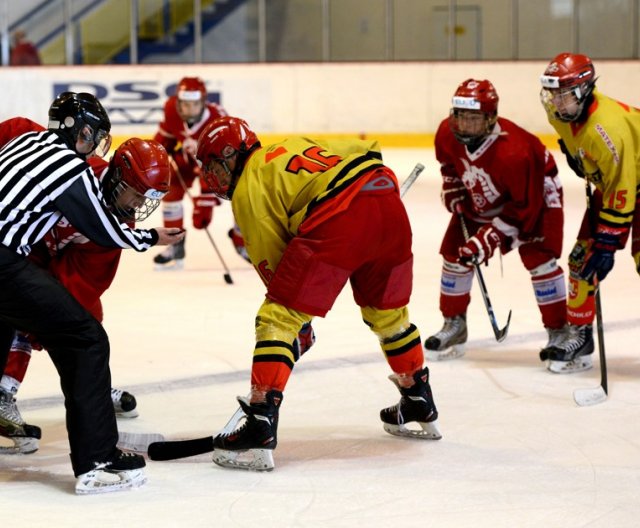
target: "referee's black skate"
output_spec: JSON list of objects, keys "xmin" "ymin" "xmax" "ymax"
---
[
  {"xmin": 212, "ymin": 390, "xmax": 282, "ymax": 472},
  {"xmin": 380, "ymin": 367, "xmax": 442, "ymax": 440}
]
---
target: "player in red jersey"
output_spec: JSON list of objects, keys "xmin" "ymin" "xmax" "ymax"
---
[
  {"xmin": 0, "ymin": 119, "xmax": 170, "ymax": 454},
  {"xmin": 151, "ymin": 76, "xmax": 248, "ymax": 267},
  {"xmin": 424, "ymin": 79, "xmax": 568, "ymax": 366}
]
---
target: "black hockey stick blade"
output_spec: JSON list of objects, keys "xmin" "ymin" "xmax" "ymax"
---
[
  {"xmin": 494, "ymin": 309, "xmax": 512, "ymax": 342},
  {"xmin": 147, "ymin": 435, "xmax": 214, "ymax": 461},
  {"xmin": 223, "ymin": 273, "xmax": 233, "ymax": 284}
]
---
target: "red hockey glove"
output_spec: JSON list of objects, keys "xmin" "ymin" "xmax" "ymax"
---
[
  {"xmin": 293, "ymin": 322, "xmax": 316, "ymax": 357},
  {"xmin": 228, "ymin": 226, "xmax": 250, "ymax": 263},
  {"xmin": 441, "ymin": 178, "xmax": 468, "ymax": 214},
  {"xmin": 459, "ymin": 225, "xmax": 502, "ymax": 265},
  {"xmin": 192, "ymin": 194, "xmax": 220, "ymax": 229},
  {"xmin": 580, "ymin": 225, "xmax": 629, "ymax": 281}
]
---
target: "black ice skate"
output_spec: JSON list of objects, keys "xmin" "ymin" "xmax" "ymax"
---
[
  {"xmin": 212, "ymin": 390, "xmax": 282, "ymax": 472},
  {"xmin": 111, "ymin": 387, "xmax": 138, "ymax": 418},
  {"xmin": 380, "ymin": 367, "xmax": 442, "ymax": 440},
  {"xmin": 0, "ymin": 388, "xmax": 41, "ymax": 454},
  {"xmin": 423, "ymin": 314, "xmax": 467, "ymax": 361},
  {"xmin": 153, "ymin": 234, "xmax": 186, "ymax": 269},
  {"xmin": 544, "ymin": 324, "xmax": 594, "ymax": 374},
  {"xmin": 75, "ymin": 449, "xmax": 147, "ymax": 495}
]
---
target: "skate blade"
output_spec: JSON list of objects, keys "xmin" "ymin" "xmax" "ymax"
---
[
  {"xmin": 153, "ymin": 259, "xmax": 184, "ymax": 271},
  {"xmin": 75, "ymin": 468, "xmax": 147, "ymax": 495},
  {"xmin": 424, "ymin": 344, "xmax": 465, "ymax": 362},
  {"xmin": 383, "ymin": 420, "xmax": 442, "ymax": 440},
  {"xmin": 547, "ymin": 355, "xmax": 593, "ymax": 374},
  {"xmin": 212, "ymin": 448, "xmax": 275, "ymax": 471},
  {"xmin": 0, "ymin": 436, "xmax": 39, "ymax": 455},
  {"xmin": 116, "ymin": 409, "xmax": 140, "ymax": 419}
]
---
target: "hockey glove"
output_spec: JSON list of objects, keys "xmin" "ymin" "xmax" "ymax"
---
[
  {"xmin": 441, "ymin": 175, "xmax": 468, "ymax": 214},
  {"xmin": 579, "ymin": 227, "xmax": 628, "ymax": 281},
  {"xmin": 459, "ymin": 224, "xmax": 502, "ymax": 266},
  {"xmin": 293, "ymin": 322, "xmax": 316, "ymax": 358},
  {"xmin": 441, "ymin": 184, "xmax": 467, "ymax": 214},
  {"xmin": 192, "ymin": 194, "xmax": 220, "ymax": 229},
  {"xmin": 558, "ymin": 139, "xmax": 585, "ymax": 179},
  {"xmin": 228, "ymin": 226, "xmax": 251, "ymax": 263}
]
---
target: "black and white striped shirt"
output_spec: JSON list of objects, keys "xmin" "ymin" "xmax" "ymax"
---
[{"xmin": 0, "ymin": 130, "xmax": 157, "ymax": 256}]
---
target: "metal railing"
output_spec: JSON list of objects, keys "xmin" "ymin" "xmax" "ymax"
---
[{"xmin": 2, "ymin": 0, "xmax": 639, "ymax": 66}]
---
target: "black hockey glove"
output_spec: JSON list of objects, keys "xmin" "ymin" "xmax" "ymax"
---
[{"xmin": 580, "ymin": 233, "xmax": 621, "ymax": 281}]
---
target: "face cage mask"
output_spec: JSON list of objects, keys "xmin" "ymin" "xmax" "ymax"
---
[
  {"xmin": 449, "ymin": 109, "xmax": 496, "ymax": 148},
  {"xmin": 109, "ymin": 178, "xmax": 161, "ymax": 222},
  {"xmin": 540, "ymin": 84, "xmax": 592, "ymax": 122},
  {"xmin": 202, "ymin": 156, "xmax": 236, "ymax": 200}
]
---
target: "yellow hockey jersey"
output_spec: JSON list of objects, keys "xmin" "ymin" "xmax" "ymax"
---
[{"xmin": 231, "ymin": 136, "xmax": 385, "ymax": 285}]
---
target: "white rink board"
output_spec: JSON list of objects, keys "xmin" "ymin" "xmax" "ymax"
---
[{"xmin": 3, "ymin": 60, "xmax": 640, "ymax": 139}]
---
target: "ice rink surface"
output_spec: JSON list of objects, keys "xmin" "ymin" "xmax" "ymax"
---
[{"xmin": 2, "ymin": 148, "xmax": 640, "ymax": 528}]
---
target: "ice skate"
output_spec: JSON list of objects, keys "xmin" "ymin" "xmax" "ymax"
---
[
  {"xmin": 211, "ymin": 390, "xmax": 282, "ymax": 472},
  {"xmin": 545, "ymin": 324, "xmax": 594, "ymax": 374},
  {"xmin": 111, "ymin": 388, "xmax": 139, "ymax": 418},
  {"xmin": 0, "ymin": 388, "xmax": 41, "ymax": 454},
  {"xmin": 153, "ymin": 234, "xmax": 185, "ymax": 270},
  {"xmin": 75, "ymin": 449, "xmax": 147, "ymax": 495},
  {"xmin": 423, "ymin": 314, "xmax": 467, "ymax": 361},
  {"xmin": 539, "ymin": 325, "xmax": 569, "ymax": 361},
  {"xmin": 380, "ymin": 367, "xmax": 442, "ymax": 440}
]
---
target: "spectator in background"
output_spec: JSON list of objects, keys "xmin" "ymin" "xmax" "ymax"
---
[{"xmin": 10, "ymin": 29, "xmax": 41, "ymax": 66}]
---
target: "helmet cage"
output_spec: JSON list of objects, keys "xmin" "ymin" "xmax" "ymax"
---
[
  {"xmin": 449, "ymin": 79, "xmax": 498, "ymax": 147},
  {"xmin": 196, "ymin": 117, "xmax": 260, "ymax": 200},
  {"xmin": 539, "ymin": 53, "xmax": 596, "ymax": 122},
  {"xmin": 104, "ymin": 138, "xmax": 170, "ymax": 222},
  {"xmin": 107, "ymin": 172, "xmax": 162, "ymax": 222}
]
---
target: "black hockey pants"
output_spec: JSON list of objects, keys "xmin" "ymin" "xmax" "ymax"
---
[{"xmin": 0, "ymin": 246, "xmax": 118, "ymax": 476}]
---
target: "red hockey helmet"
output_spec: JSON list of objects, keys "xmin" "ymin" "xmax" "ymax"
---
[
  {"xmin": 176, "ymin": 77, "xmax": 207, "ymax": 124},
  {"xmin": 106, "ymin": 138, "xmax": 171, "ymax": 222},
  {"xmin": 196, "ymin": 116, "xmax": 260, "ymax": 200},
  {"xmin": 540, "ymin": 53, "xmax": 596, "ymax": 121},
  {"xmin": 449, "ymin": 79, "xmax": 499, "ymax": 147}
]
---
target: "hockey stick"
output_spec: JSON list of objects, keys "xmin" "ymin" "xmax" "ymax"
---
[
  {"xmin": 458, "ymin": 213, "xmax": 511, "ymax": 342},
  {"xmin": 170, "ymin": 158, "xmax": 234, "ymax": 285},
  {"xmin": 400, "ymin": 163, "xmax": 425, "ymax": 198},
  {"xmin": 147, "ymin": 406, "xmax": 245, "ymax": 461},
  {"xmin": 573, "ymin": 182, "xmax": 608, "ymax": 406},
  {"xmin": 147, "ymin": 163, "xmax": 425, "ymax": 461},
  {"xmin": 117, "ymin": 431, "xmax": 166, "ymax": 454}
]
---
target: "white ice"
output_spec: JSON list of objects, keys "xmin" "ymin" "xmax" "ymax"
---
[{"xmin": 2, "ymin": 148, "xmax": 639, "ymax": 528}]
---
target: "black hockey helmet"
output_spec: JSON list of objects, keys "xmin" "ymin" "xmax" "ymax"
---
[{"xmin": 48, "ymin": 92, "xmax": 112, "ymax": 156}]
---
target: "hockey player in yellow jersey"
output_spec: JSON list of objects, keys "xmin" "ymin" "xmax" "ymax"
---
[
  {"xmin": 540, "ymin": 52, "xmax": 640, "ymax": 373},
  {"xmin": 195, "ymin": 116, "xmax": 440, "ymax": 471}
]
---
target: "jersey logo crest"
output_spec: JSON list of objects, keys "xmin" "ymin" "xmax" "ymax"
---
[{"xmin": 460, "ymin": 159, "xmax": 500, "ymax": 208}]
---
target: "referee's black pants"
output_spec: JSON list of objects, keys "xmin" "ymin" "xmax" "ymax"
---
[{"xmin": 0, "ymin": 246, "xmax": 118, "ymax": 476}]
